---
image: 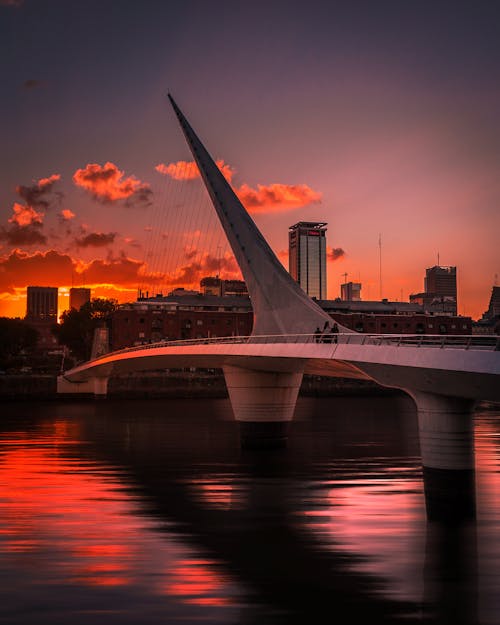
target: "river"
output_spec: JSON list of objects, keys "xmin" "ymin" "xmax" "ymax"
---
[{"xmin": 1, "ymin": 395, "xmax": 499, "ymax": 624}]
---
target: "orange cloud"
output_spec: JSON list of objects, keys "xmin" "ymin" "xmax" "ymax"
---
[
  {"xmin": 164, "ymin": 250, "xmax": 241, "ymax": 289},
  {"xmin": 8, "ymin": 202, "xmax": 44, "ymax": 227},
  {"xmin": 236, "ymin": 183, "xmax": 321, "ymax": 213},
  {"xmin": 155, "ymin": 158, "xmax": 320, "ymax": 212},
  {"xmin": 73, "ymin": 162, "xmax": 152, "ymax": 205},
  {"xmin": 156, "ymin": 159, "xmax": 235, "ymax": 183},
  {"xmin": 60, "ymin": 209, "xmax": 75, "ymax": 221}
]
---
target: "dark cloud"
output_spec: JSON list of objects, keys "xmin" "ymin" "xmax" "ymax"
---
[
  {"xmin": 0, "ymin": 0, "xmax": 23, "ymax": 6},
  {"xmin": 16, "ymin": 174, "xmax": 62, "ymax": 210},
  {"xmin": 328, "ymin": 247, "xmax": 346, "ymax": 261},
  {"xmin": 0, "ymin": 223, "xmax": 47, "ymax": 246},
  {"xmin": 75, "ymin": 232, "xmax": 117, "ymax": 248}
]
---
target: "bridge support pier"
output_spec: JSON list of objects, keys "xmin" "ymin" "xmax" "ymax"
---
[
  {"xmin": 57, "ymin": 375, "xmax": 109, "ymax": 398},
  {"xmin": 410, "ymin": 391, "xmax": 476, "ymax": 522},
  {"xmin": 223, "ymin": 365, "xmax": 303, "ymax": 449}
]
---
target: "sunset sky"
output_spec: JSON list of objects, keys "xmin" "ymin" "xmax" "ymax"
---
[{"xmin": 1, "ymin": 0, "xmax": 499, "ymax": 320}]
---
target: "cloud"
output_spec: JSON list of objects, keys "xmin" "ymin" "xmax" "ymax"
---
[
  {"xmin": 155, "ymin": 158, "xmax": 320, "ymax": 213},
  {"xmin": 59, "ymin": 209, "xmax": 75, "ymax": 221},
  {"xmin": 328, "ymin": 247, "xmax": 346, "ymax": 261},
  {"xmin": 0, "ymin": 249, "xmax": 73, "ymax": 293},
  {"xmin": 73, "ymin": 162, "xmax": 152, "ymax": 206},
  {"xmin": 75, "ymin": 232, "xmax": 117, "ymax": 248},
  {"xmin": 78, "ymin": 252, "xmax": 163, "ymax": 286},
  {"xmin": 0, "ymin": 249, "xmax": 163, "ymax": 296},
  {"xmin": 236, "ymin": 183, "xmax": 321, "ymax": 213},
  {"xmin": 156, "ymin": 159, "xmax": 235, "ymax": 183},
  {"xmin": 166, "ymin": 250, "xmax": 240, "ymax": 288},
  {"xmin": 0, "ymin": 0, "xmax": 23, "ymax": 6},
  {"xmin": 8, "ymin": 202, "xmax": 44, "ymax": 227},
  {"xmin": 0, "ymin": 224, "xmax": 46, "ymax": 246},
  {"xmin": 16, "ymin": 174, "xmax": 61, "ymax": 210}
]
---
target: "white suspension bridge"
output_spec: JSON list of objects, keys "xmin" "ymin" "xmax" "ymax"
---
[{"xmin": 58, "ymin": 96, "xmax": 500, "ymax": 500}]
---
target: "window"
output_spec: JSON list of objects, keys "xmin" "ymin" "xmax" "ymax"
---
[
  {"xmin": 139, "ymin": 332, "xmax": 145, "ymax": 338},
  {"xmin": 196, "ymin": 320, "xmax": 203, "ymax": 326},
  {"xmin": 139, "ymin": 318, "xmax": 145, "ymax": 324}
]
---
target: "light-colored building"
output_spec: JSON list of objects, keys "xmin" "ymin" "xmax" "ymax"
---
[
  {"xmin": 341, "ymin": 281, "xmax": 361, "ymax": 301},
  {"xmin": 288, "ymin": 222, "xmax": 327, "ymax": 299}
]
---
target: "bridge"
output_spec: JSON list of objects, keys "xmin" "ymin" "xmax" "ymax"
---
[{"xmin": 58, "ymin": 95, "xmax": 500, "ymax": 512}]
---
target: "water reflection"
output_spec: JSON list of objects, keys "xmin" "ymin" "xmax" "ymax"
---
[{"xmin": 0, "ymin": 396, "xmax": 498, "ymax": 624}]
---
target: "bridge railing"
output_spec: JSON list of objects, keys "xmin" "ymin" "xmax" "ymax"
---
[{"xmin": 93, "ymin": 332, "xmax": 499, "ymax": 363}]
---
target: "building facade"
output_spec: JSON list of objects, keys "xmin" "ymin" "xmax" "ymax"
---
[
  {"xmin": 26, "ymin": 286, "xmax": 58, "ymax": 322},
  {"xmin": 341, "ymin": 281, "xmax": 362, "ymax": 301},
  {"xmin": 410, "ymin": 265, "xmax": 457, "ymax": 315},
  {"xmin": 111, "ymin": 294, "xmax": 471, "ymax": 350},
  {"xmin": 69, "ymin": 287, "xmax": 91, "ymax": 311},
  {"xmin": 288, "ymin": 222, "xmax": 327, "ymax": 299},
  {"xmin": 25, "ymin": 286, "xmax": 59, "ymax": 350}
]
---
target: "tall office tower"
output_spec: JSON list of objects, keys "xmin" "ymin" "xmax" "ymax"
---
[
  {"xmin": 410, "ymin": 265, "xmax": 457, "ymax": 315},
  {"xmin": 341, "ymin": 281, "xmax": 362, "ymax": 301},
  {"xmin": 69, "ymin": 287, "xmax": 91, "ymax": 311},
  {"xmin": 288, "ymin": 222, "xmax": 327, "ymax": 299},
  {"xmin": 424, "ymin": 266, "xmax": 457, "ymax": 299},
  {"xmin": 26, "ymin": 286, "xmax": 58, "ymax": 322}
]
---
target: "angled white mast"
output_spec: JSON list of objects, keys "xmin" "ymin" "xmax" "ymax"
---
[{"xmin": 168, "ymin": 94, "xmax": 344, "ymax": 335}]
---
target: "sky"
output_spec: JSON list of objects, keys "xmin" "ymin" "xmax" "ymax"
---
[{"xmin": 1, "ymin": 0, "xmax": 499, "ymax": 320}]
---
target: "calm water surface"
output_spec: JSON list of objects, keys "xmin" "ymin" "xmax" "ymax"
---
[{"xmin": 1, "ymin": 395, "xmax": 499, "ymax": 624}]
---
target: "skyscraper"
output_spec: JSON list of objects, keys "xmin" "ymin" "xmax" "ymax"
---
[
  {"xmin": 288, "ymin": 222, "xmax": 327, "ymax": 299},
  {"xmin": 26, "ymin": 286, "xmax": 58, "ymax": 322},
  {"xmin": 410, "ymin": 265, "xmax": 457, "ymax": 315}
]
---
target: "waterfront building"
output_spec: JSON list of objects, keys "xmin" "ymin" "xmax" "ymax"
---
[
  {"xmin": 288, "ymin": 222, "xmax": 327, "ymax": 299},
  {"xmin": 200, "ymin": 277, "xmax": 248, "ymax": 297},
  {"xmin": 69, "ymin": 287, "xmax": 91, "ymax": 311},
  {"xmin": 111, "ymin": 294, "xmax": 471, "ymax": 350},
  {"xmin": 341, "ymin": 281, "xmax": 362, "ymax": 301}
]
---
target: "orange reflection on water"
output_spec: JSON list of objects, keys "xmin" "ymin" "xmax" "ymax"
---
[
  {"xmin": 165, "ymin": 558, "xmax": 230, "ymax": 606},
  {"xmin": 0, "ymin": 424, "xmax": 238, "ymax": 608}
]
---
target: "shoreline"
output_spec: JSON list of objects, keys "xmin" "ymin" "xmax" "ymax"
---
[{"xmin": 0, "ymin": 372, "xmax": 403, "ymax": 401}]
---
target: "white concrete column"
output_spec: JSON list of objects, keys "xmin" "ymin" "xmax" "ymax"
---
[
  {"xmin": 223, "ymin": 365, "xmax": 303, "ymax": 448},
  {"xmin": 410, "ymin": 391, "xmax": 476, "ymax": 522},
  {"xmin": 57, "ymin": 375, "xmax": 109, "ymax": 398},
  {"xmin": 411, "ymin": 391, "xmax": 476, "ymax": 471},
  {"xmin": 92, "ymin": 376, "xmax": 109, "ymax": 398}
]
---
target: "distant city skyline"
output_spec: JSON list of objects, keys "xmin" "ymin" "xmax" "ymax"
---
[{"xmin": 1, "ymin": 1, "xmax": 499, "ymax": 320}]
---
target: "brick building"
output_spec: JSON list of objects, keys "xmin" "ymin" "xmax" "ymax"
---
[
  {"xmin": 111, "ymin": 295, "xmax": 253, "ymax": 350},
  {"xmin": 111, "ymin": 294, "xmax": 471, "ymax": 350}
]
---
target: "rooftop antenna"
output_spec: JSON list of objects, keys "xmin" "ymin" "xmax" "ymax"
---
[
  {"xmin": 437, "ymin": 251, "xmax": 440, "ymax": 266},
  {"xmin": 378, "ymin": 233, "xmax": 382, "ymax": 300}
]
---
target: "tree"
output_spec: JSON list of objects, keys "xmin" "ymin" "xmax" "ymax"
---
[
  {"xmin": 53, "ymin": 298, "xmax": 117, "ymax": 362},
  {"xmin": 0, "ymin": 318, "xmax": 39, "ymax": 368}
]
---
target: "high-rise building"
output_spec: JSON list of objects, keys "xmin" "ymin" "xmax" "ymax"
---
[
  {"xmin": 410, "ymin": 265, "xmax": 457, "ymax": 315},
  {"xmin": 288, "ymin": 222, "xmax": 327, "ymax": 299},
  {"xmin": 69, "ymin": 287, "xmax": 91, "ymax": 311},
  {"xmin": 341, "ymin": 281, "xmax": 362, "ymax": 301},
  {"xmin": 26, "ymin": 286, "xmax": 58, "ymax": 322},
  {"xmin": 482, "ymin": 286, "xmax": 500, "ymax": 321}
]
